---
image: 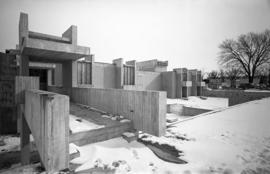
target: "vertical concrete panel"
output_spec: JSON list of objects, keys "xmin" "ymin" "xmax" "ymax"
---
[
  {"xmin": 161, "ymin": 71, "xmax": 176, "ymax": 98},
  {"xmin": 25, "ymin": 90, "xmax": 69, "ymax": 173}
]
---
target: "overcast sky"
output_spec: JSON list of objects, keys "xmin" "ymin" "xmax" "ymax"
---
[{"xmin": 0, "ymin": 0, "xmax": 270, "ymax": 72}]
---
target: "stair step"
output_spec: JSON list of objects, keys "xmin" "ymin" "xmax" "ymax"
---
[
  {"xmin": 70, "ymin": 122, "xmax": 132, "ymax": 146},
  {"xmin": 122, "ymin": 131, "xmax": 138, "ymax": 143}
]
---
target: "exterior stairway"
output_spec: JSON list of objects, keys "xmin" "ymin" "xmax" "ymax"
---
[{"xmin": 69, "ymin": 103, "xmax": 133, "ymax": 146}]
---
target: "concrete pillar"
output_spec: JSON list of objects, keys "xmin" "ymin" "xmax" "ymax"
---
[
  {"xmin": 113, "ymin": 58, "xmax": 123, "ymax": 88},
  {"xmin": 19, "ymin": 55, "xmax": 29, "ymax": 76},
  {"xmin": 174, "ymin": 68, "xmax": 184, "ymax": 98},
  {"xmin": 62, "ymin": 61, "xmax": 78, "ymax": 88},
  {"xmin": 62, "ymin": 25, "xmax": 77, "ymax": 45},
  {"xmin": 47, "ymin": 69, "xmax": 52, "ymax": 86},
  {"xmin": 190, "ymin": 69, "xmax": 198, "ymax": 96},
  {"xmin": 19, "ymin": 13, "xmax": 28, "ymax": 50}
]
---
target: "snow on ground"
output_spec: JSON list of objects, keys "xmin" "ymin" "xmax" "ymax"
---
[
  {"xmin": 167, "ymin": 97, "xmax": 270, "ymax": 173},
  {"xmin": 69, "ymin": 114, "xmax": 105, "ymax": 133},
  {"xmin": 71, "ymin": 97, "xmax": 270, "ymax": 173},
  {"xmin": 0, "ymin": 136, "xmax": 20, "ymax": 153},
  {"xmin": 167, "ymin": 96, "xmax": 229, "ymax": 110},
  {"xmin": 70, "ymin": 137, "xmax": 191, "ymax": 174}
]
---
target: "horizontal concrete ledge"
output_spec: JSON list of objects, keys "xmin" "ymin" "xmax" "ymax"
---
[
  {"xmin": 197, "ymin": 82, "xmax": 206, "ymax": 86},
  {"xmin": 29, "ymin": 62, "xmax": 56, "ymax": 69},
  {"xmin": 22, "ymin": 38, "xmax": 90, "ymax": 60},
  {"xmin": 70, "ymin": 122, "xmax": 132, "ymax": 146},
  {"xmin": 29, "ymin": 31, "xmax": 71, "ymax": 44},
  {"xmin": 181, "ymin": 81, "xmax": 192, "ymax": 87}
]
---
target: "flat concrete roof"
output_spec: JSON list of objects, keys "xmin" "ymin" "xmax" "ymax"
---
[{"xmin": 21, "ymin": 38, "xmax": 90, "ymax": 62}]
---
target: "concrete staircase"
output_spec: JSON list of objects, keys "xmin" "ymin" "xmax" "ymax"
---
[{"xmin": 69, "ymin": 103, "xmax": 133, "ymax": 146}]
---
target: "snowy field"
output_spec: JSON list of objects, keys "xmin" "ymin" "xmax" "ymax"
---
[
  {"xmin": 71, "ymin": 97, "xmax": 270, "ymax": 174},
  {"xmin": 167, "ymin": 96, "xmax": 229, "ymax": 110}
]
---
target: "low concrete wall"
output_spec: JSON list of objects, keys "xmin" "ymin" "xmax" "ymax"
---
[
  {"xmin": 48, "ymin": 86, "xmax": 166, "ymax": 136},
  {"xmin": 47, "ymin": 85, "xmax": 70, "ymax": 95},
  {"xmin": 204, "ymin": 89, "xmax": 270, "ymax": 106},
  {"xmin": 25, "ymin": 90, "xmax": 69, "ymax": 173},
  {"xmin": 167, "ymin": 104, "xmax": 211, "ymax": 116},
  {"xmin": 71, "ymin": 87, "xmax": 166, "ymax": 136}
]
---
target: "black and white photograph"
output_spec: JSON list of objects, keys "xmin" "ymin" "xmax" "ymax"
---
[{"xmin": 0, "ymin": 0, "xmax": 270, "ymax": 173}]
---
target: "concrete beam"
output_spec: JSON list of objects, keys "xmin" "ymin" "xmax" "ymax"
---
[
  {"xmin": 62, "ymin": 61, "xmax": 78, "ymax": 88},
  {"xmin": 113, "ymin": 58, "xmax": 124, "ymax": 88}
]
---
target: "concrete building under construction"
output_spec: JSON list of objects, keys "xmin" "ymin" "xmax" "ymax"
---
[{"xmin": 0, "ymin": 12, "xmax": 205, "ymax": 173}]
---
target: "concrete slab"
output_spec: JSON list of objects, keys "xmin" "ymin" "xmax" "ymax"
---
[{"xmin": 22, "ymin": 38, "xmax": 90, "ymax": 62}]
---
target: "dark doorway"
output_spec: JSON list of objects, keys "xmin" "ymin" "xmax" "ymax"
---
[{"xmin": 29, "ymin": 68, "xmax": 47, "ymax": 90}]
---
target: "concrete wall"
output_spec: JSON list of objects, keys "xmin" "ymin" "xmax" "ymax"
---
[
  {"xmin": 92, "ymin": 62, "xmax": 116, "ymax": 89},
  {"xmin": 136, "ymin": 60, "xmax": 157, "ymax": 72},
  {"xmin": 25, "ymin": 90, "xmax": 69, "ymax": 173},
  {"xmin": 48, "ymin": 86, "xmax": 166, "ymax": 136},
  {"xmin": 0, "ymin": 53, "xmax": 17, "ymax": 134},
  {"xmin": 203, "ymin": 89, "xmax": 270, "ymax": 106},
  {"xmin": 167, "ymin": 104, "xmax": 211, "ymax": 116},
  {"xmin": 161, "ymin": 71, "xmax": 176, "ymax": 98},
  {"xmin": 136, "ymin": 71, "xmax": 162, "ymax": 91},
  {"xmin": 47, "ymin": 85, "xmax": 70, "ymax": 95},
  {"xmin": 71, "ymin": 87, "xmax": 166, "ymax": 136}
]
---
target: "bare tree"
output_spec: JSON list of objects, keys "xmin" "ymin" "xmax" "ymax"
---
[
  {"xmin": 219, "ymin": 69, "xmax": 225, "ymax": 82},
  {"xmin": 218, "ymin": 29, "xmax": 270, "ymax": 84},
  {"xmin": 207, "ymin": 70, "xmax": 219, "ymax": 79},
  {"xmin": 224, "ymin": 66, "xmax": 243, "ymax": 88}
]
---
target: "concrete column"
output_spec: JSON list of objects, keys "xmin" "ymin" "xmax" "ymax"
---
[
  {"xmin": 20, "ymin": 55, "xmax": 29, "ymax": 76},
  {"xmin": 47, "ymin": 69, "xmax": 52, "ymax": 86},
  {"xmin": 174, "ymin": 68, "xmax": 184, "ymax": 98},
  {"xmin": 19, "ymin": 13, "xmax": 28, "ymax": 49},
  {"xmin": 62, "ymin": 25, "xmax": 77, "ymax": 45},
  {"xmin": 62, "ymin": 60, "xmax": 78, "ymax": 88},
  {"xmin": 190, "ymin": 69, "xmax": 198, "ymax": 96},
  {"xmin": 113, "ymin": 58, "xmax": 123, "ymax": 88}
]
